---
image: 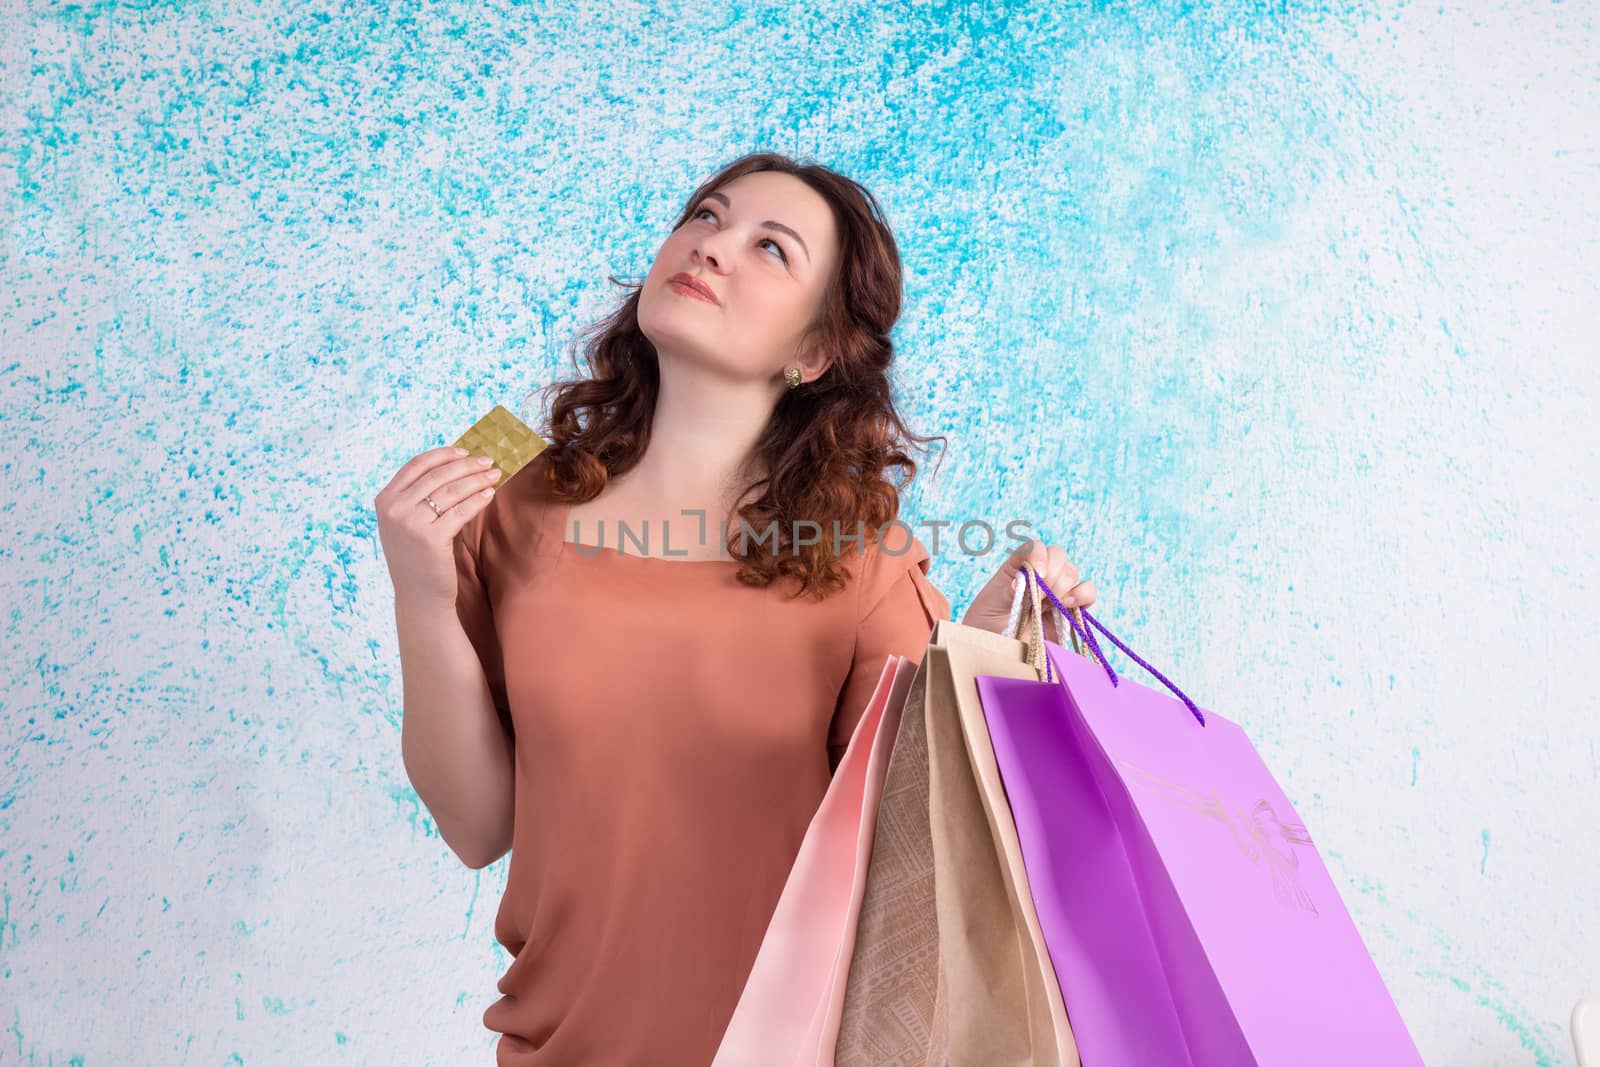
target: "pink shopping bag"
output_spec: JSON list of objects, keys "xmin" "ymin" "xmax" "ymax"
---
[
  {"xmin": 712, "ymin": 654, "xmax": 918, "ymax": 1067},
  {"xmin": 975, "ymin": 570, "xmax": 1424, "ymax": 1066}
]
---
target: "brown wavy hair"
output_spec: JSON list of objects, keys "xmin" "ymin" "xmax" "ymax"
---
[{"xmin": 528, "ymin": 151, "xmax": 947, "ymax": 600}]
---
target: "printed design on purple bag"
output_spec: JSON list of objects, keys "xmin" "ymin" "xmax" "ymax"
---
[{"xmin": 1115, "ymin": 758, "xmax": 1319, "ymax": 917}]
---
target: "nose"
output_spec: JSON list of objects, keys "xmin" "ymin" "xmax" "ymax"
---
[
  {"xmin": 693, "ymin": 228, "xmax": 731, "ymax": 271},
  {"xmin": 697, "ymin": 241, "xmax": 729, "ymax": 271}
]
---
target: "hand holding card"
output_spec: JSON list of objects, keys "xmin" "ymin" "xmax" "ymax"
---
[{"xmin": 374, "ymin": 404, "xmax": 549, "ymax": 611}]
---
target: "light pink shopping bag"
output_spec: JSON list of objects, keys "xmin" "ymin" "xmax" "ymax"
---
[
  {"xmin": 975, "ymin": 571, "xmax": 1424, "ymax": 1066},
  {"xmin": 712, "ymin": 654, "xmax": 917, "ymax": 1067}
]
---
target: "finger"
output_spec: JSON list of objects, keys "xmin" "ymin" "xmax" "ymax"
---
[
  {"xmin": 408, "ymin": 455, "xmax": 505, "ymax": 517},
  {"xmin": 432, "ymin": 481, "xmax": 499, "ymax": 539},
  {"xmin": 1044, "ymin": 544, "xmax": 1068, "ymax": 585},
  {"xmin": 385, "ymin": 467, "xmax": 500, "ymax": 533},
  {"xmin": 1055, "ymin": 579, "xmax": 1096, "ymax": 608},
  {"xmin": 429, "ymin": 475, "xmax": 503, "ymax": 527},
  {"xmin": 1037, "ymin": 546, "xmax": 1074, "ymax": 599},
  {"xmin": 383, "ymin": 446, "xmax": 473, "ymax": 498},
  {"xmin": 995, "ymin": 538, "xmax": 1049, "ymax": 582}
]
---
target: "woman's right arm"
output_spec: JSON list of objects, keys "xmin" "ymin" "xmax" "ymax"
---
[
  {"xmin": 394, "ymin": 591, "xmax": 514, "ymax": 869},
  {"xmin": 376, "ymin": 445, "xmax": 514, "ymax": 870}
]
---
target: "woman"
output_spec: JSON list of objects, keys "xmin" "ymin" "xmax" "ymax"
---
[{"xmin": 376, "ymin": 152, "xmax": 1097, "ymax": 1065}]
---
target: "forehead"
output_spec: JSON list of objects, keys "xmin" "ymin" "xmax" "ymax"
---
[{"xmin": 708, "ymin": 172, "xmax": 835, "ymax": 243}]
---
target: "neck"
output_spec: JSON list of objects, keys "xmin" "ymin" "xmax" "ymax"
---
[{"xmin": 625, "ymin": 352, "xmax": 782, "ymax": 499}]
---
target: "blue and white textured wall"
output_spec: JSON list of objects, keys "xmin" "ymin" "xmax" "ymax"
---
[{"xmin": 4, "ymin": 1, "xmax": 1595, "ymax": 1063}]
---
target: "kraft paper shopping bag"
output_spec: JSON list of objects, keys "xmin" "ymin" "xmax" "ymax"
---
[{"xmin": 836, "ymin": 571, "xmax": 1078, "ymax": 1067}]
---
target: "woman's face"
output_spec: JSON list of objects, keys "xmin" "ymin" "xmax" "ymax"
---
[{"xmin": 638, "ymin": 170, "xmax": 841, "ymax": 386}]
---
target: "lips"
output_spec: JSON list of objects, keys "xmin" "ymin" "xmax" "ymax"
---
[{"xmin": 668, "ymin": 273, "xmax": 719, "ymax": 306}]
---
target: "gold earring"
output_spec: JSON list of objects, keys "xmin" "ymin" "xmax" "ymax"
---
[{"xmin": 784, "ymin": 366, "xmax": 802, "ymax": 389}]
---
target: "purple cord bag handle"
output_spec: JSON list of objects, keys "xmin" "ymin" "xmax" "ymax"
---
[{"xmin": 1030, "ymin": 570, "xmax": 1207, "ymax": 727}]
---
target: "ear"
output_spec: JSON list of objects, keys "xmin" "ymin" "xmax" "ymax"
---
[{"xmin": 792, "ymin": 339, "xmax": 835, "ymax": 384}]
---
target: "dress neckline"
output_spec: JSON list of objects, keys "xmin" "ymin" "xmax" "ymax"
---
[{"xmin": 550, "ymin": 497, "xmax": 744, "ymax": 566}]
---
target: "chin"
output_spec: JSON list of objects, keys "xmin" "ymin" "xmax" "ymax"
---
[{"xmin": 638, "ymin": 296, "xmax": 703, "ymax": 353}]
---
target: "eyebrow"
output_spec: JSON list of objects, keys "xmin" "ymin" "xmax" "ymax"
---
[{"xmin": 701, "ymin": 191, "xmax": 811, "ymax": 265}]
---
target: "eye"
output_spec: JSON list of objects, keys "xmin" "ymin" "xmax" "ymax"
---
[
  {"xmin": 758, "ymin": 237, "xmax": 789, "ymax": 264},
  {"xmin": 692, "ymin": 206, "xmax": 789, "ymax": 264}
]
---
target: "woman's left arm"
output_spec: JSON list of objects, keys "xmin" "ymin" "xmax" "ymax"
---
[{"xmin": 959, "ymin": 538, "xmax": 1097, "ymax": 641}]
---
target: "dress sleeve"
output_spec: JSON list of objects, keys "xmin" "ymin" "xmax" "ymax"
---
[
  {"xmin": 827, "ymin": 528, "xmax": 952, "ymax": 771},
  {"xmin": 452, "ymin": 510, "xmax": 515, "ymax": 744}
]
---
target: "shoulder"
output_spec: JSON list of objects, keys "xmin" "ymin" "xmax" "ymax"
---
[{"xmin": 853, "ymin": 522, "xmax": 944, "ymax": 621}]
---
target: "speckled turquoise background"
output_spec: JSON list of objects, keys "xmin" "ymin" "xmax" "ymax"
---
[{"xmin": 4, "ymin": 1, "xmax": 1596, "ymax": 1063}]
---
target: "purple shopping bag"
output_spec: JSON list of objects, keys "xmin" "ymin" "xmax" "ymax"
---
[{"xmin": 976, "ymin": 572, "xmax": 1423, "ymax": 1066}]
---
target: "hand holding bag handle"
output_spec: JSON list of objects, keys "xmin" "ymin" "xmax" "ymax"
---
[
  {"xmin": 1013, "ymin": 562, "xmax": 1206, "ymax": 727},
  {"xmin": 1003, "ymin": 561, "xmax": 1100, "ymax": 683}
]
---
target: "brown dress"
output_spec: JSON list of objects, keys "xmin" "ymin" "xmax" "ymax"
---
[{"xmin": 450, "ymin": 450, "xmax": 951, "ymax": 1065}]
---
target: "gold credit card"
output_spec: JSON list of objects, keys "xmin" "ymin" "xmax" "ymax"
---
[{"xmin": 450, "ymin": 404, "xmax": 548, "ymax": 488}]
